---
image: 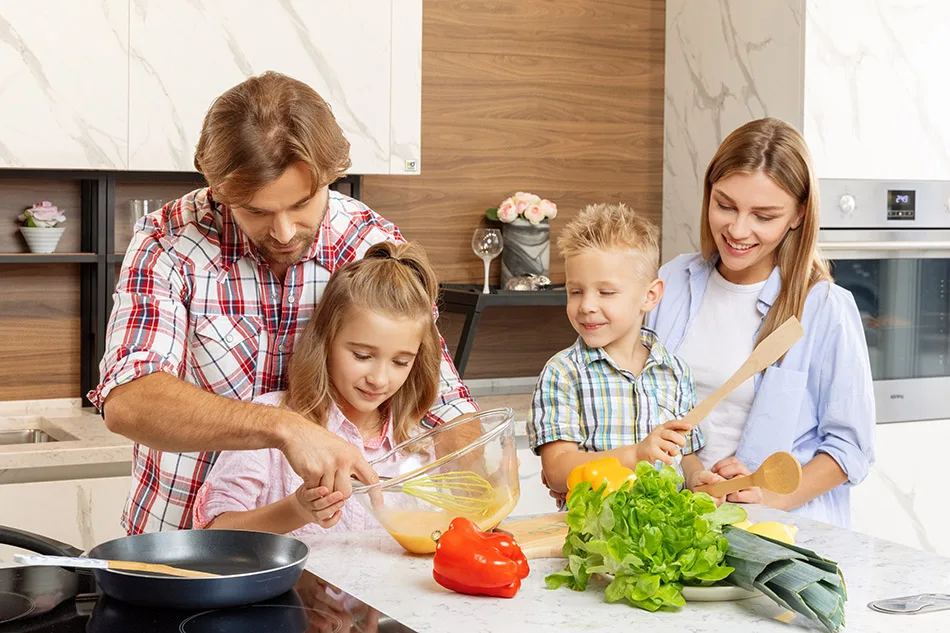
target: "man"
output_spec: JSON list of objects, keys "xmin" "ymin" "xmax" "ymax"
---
[{"xmin": 90, "ymin": 72, "xmax": 477, "ymax": 534}]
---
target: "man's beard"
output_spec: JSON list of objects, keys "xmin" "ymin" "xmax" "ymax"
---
[{"xmin": 255, "ymin": 230, "xmax": 317, "ymax": 265}]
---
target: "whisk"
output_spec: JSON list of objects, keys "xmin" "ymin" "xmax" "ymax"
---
[{"xmin": 361, "ymin": 471, "xmax": 498, "ymax": 514}]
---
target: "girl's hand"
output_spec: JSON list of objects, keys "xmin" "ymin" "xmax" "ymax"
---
[
  {"xmin": 294, "ymin": 484, "xmax": 346, "ymax": 528},
  {"xmin": 711, "ymin": 456, "xmax": 763, "ymax": 504},
  {"xmin": 687, "ymin": 469, "xmax": 727, "ymax": 505}
]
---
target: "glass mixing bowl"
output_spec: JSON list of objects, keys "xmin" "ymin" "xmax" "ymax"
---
[{"xmin": 352, "ymin": 407, "xmax": 519, "ymax": 554}]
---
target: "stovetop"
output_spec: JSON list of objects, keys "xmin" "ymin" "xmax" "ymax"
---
[{"xmin": 0, "ymin": 567, "xmax": 417, "ymax": 632}]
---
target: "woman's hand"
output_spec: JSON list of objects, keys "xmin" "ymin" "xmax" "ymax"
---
[
  {"xmin": 711, "ymin": 456, "xmax": 764, "ymax": 504},
  {"xmin": 293, "ymin": 484, "xmax": 346, "ymax": 528}
]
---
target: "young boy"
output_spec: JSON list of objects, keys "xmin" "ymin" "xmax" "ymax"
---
[{"xmin": 528, "ymin": 203, "xmax": 713, "ymax": 500}]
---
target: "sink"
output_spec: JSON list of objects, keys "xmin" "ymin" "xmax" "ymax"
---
[{"xmin": 0, "ymin": 429, "xmax": 59, "ymax": 445}]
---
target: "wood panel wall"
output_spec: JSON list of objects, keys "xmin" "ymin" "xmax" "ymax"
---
[{"xmin": 363, "ymin": 0, "xmax": 667, "ymax": 379}]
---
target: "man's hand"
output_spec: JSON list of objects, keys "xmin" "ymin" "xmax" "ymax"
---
[
  {"xmin": 292, "ymin": 484, "xmax": 346, "ymax": 528},
  {"xmin": 635, "ymin": 420, "xmax": 690, "ymax": 465},
  {"xmin": 278, "ymin": 414, "xmax": 379, "ymax": 499}
]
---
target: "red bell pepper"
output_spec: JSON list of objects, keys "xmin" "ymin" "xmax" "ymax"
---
[{"xmin": 432, "ymin": 517, "xmax": 529, "ymax": 598}]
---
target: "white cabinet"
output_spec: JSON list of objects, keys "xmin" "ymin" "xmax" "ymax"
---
[
  {"xmin": 513, "ymin": 448, "xmax": 558, "ymax": 517},
  {"xmin": 0, "ymin": 1, "xmax": 421, "ymax": 174},
  {"xmin": 0, "ymin": 476, "xmax": 130, "ymax": 561},
  {"xmin": 0, "ymin": 0, "xmax": 129, "ymax": 169}
]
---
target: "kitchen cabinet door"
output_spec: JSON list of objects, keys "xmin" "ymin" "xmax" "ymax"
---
[
  {"xmin": 0, "ymin": 0, "xmax": 129, "ymax": 169},
  {"xmin": 0, "ymin": 476, "xmax": 130, "ymax": 561},
  {"xmin": 128, "ymin": 0, "xmax": 408, "ymax": 175}
]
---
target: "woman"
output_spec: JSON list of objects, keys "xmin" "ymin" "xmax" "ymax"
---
[{"xmin": 648, "ymin": 117, "xmax": 875, "ymax": 528}]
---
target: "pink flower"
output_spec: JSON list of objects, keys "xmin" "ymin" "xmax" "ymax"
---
[
  {"xmin": 539, "ymin": 199, "xmax": 557, "ymax": 219},
  {"xmin": 19, "ymin": 201, "xmax": 66, "ymax": 227},
  {"xmin": 497, "ymin": 197, "xmax": 519, "ymax": 223},
  {"xmin": 523, "ymin": 203, "xmax": 546, "ymax": 225}
]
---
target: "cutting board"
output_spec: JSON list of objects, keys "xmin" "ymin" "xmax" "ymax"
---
[{"xmin": 498, "ymin": 513, "xmax": 568, "ymax": 560}]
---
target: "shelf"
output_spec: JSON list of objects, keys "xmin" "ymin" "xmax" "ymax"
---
[
  {"xmin": 108, "ymin": 254, "xmax": 124, "ymax": 263},
  {"xmin": 0, "ymin": 253, "xmax": 97, "ymax": 263}
]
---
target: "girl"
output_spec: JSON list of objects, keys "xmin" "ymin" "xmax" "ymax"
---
[
  {"xmin": 192, "ymin": 241, "xmax": 443, "ymax": 536},
  {"xmin": 648, "ymin": 117, "xmax": 875, "ymax": 528}
]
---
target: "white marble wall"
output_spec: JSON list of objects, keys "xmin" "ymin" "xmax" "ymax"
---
[
  {"xmin": 662, "ymin": 0, "xmax": 805, "ymax": 262},
  {"xmin": 803, "ymin": 0, "xmax": 950, "ymax": 180},
  {"xmin": 851, "ymin": 419, "xmax": 950, "ymax": 557},
  {"xmin": 0, "ymin": 0, "xmax": 129, "ymax": 169}
]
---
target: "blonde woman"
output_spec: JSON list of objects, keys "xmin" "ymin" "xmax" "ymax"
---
[
  {"xmin": 648, "ymin": 118, "xmax": 875, "ymax": 528},
  {"xmin": 192, "ymin": 242, "xmax": 443, "ymax": 537}
]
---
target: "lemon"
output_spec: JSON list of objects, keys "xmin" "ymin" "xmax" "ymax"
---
[
  {"xmin": 745, "ymin": 521, "xmax": 799, "ymax": 544},
  {"xmin": 731, "ymin": 519, "xmax": 753, "ymax": 530}
]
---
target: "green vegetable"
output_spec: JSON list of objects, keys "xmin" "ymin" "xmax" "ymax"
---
[
  {"xmin": 544, "ymin": 462, "xmax": 745, "ymax": 611},
  {"xmin": 722, "ymin": 525, "xmax": 847, "ymax": 633}
]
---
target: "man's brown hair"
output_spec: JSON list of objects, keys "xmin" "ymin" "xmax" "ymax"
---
[{"xmin": 194, "ymin": 71, "xmax": 351, "ymax": 206}]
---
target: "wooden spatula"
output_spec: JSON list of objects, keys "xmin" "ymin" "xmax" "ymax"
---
[
  {"xmin": 14, "ymin": 553, "xmax": 220, "ymax": 578},
  {"xmin": 679, "ymin": 316, "xmax": 804, "ymax": 430},
  {"xmin": 693, "ymin": 451, "xmax": 803, "ymax": 498},
  {"xmin": 497, "ymin": 513, "xmax": 568, "ymax": 560}
]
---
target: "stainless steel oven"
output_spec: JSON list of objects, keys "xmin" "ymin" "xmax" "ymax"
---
[{"xmin": 819, "ymin": 179, "xmax": 950, "ymax": 423}]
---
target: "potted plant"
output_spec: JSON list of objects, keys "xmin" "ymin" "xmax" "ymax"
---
[
  {"xmin": 486, "ymin": 192, "xmax": 557, "ymax": 286},
  {"xmin": 18, "ymin": 201, "xmax": 67, "ymax": 254}
]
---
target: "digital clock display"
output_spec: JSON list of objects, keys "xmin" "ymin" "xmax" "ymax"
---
[{"xmin": 887, "ymin": 189, "xmax": 915, "ymax": 220}]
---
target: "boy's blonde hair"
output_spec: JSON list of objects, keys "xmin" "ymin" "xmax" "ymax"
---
[
  {"xmin": 557, "ymin": 202, "xmax": 660, "ymax": 280},
  {"xmin": 288, "ymin": 241, "xmax": 441, "ymax": 445}
]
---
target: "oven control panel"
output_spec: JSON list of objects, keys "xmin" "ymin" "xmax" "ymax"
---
[{"xmin": 820, "ymin": 179, "xmax": 950, "ymax": 229}]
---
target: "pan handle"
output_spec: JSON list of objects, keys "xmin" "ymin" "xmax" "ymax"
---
[{"xmin": 0, "ymin": 525, "xmax": 84, "ymax": 557}]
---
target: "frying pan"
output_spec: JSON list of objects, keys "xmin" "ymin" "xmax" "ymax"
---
[{"xmin": 0, "ymin": 524, "xmax": 309, "ymax": 610}]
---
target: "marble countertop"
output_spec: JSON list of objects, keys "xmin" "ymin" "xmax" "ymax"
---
[
  {"xmin": 0, "ymin": 399, "xmax": 133, "ymax": 473},
  {"xmin": 302, "ymin": 505, "xmax": 950, "ymax": 632}
]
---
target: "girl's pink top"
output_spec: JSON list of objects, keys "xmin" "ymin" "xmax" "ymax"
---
[{"xmin": 192, "ymin": 391, "xmax": 406, "ymax": 538}]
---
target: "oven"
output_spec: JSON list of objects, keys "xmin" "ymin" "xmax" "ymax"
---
[{"xmin": 819, "ymin": 179, "xmax": 950, "ymax": 424}]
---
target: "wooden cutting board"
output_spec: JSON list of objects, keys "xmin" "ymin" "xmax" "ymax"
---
[{"xmin": 497, "ymin": 513, "xmax": 568, "ymax": 560}]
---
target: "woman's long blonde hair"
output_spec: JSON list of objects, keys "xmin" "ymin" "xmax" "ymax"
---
[
  {"xmin": 287, "ymin": 241, "xmax": 442, "ymax": 444},
  {"xmin": 700, "ymin": 117, "xmax": 832, "ymax": 344}
]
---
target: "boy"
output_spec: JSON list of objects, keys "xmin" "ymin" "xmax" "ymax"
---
[{"xmin": 528, "ymin": 203, "xmax": 711, "ymax": 500}]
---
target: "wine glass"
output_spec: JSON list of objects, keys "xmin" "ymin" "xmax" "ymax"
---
[{"xmin": 472, "ymin": 228, "xmax": 503, "ymax": 294}]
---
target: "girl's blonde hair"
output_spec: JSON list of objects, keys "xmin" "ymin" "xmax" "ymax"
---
[
  {"xmin": 287, "ymin": 241, "xmax": 441, "ymax": 444},
  {"xmin": 700, "ymin": 117, "xmax": 832, "ymax": 344}
]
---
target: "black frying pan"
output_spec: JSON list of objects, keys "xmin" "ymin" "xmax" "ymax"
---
[{"xmin": 0, "ymin": 524, "xmax": 309, "ymax": 610}]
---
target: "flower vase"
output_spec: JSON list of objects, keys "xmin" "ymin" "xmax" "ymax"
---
[
  {"xmin": 20, "ymin": 226, "xmax": 66, "ymax": 254},
  {"xmin": 500, "ymin": 218, "xmax": 550, "ymax": 286}
]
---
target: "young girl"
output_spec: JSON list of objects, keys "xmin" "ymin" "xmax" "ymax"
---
[
  {"xmin": 648, "ymin": 117, "xmax": 875, "ymax": 528},
  {"xmin": 192, "ymin": 241, "xmax": 443, "ymax": 536}
]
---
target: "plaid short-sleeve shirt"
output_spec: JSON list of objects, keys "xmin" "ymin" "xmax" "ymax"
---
[
  {"xmin": 89, "ymin": 187, "xmax": 476, "ymax": 535},
  {"xmin": 528, "ymin": 328, "xmax": 703, "ymax": 455}
]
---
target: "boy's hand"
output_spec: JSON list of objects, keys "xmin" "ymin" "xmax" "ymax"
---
[
  {"xmin": 635, "ymin": 420, "xmax": 691, "ymax": 465},
  {"xmin": 687, "ymin": 469, "xmax": 727, "ymax": 504},
  {"xmin": 293, "ymin": 484, "xmax": 346, "ymax": 528}
]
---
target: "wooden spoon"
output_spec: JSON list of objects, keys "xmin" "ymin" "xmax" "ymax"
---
[
  {"xmin": 679, "ymin": 316, "xmax": 804, "ymax": 431},
  {"xmin": 13, "ymin": 553, "xmax": 220, "ymax": 578},
  {"xmin": 693, "ymin": 451, "xmax": 803, "ymax": 498}
]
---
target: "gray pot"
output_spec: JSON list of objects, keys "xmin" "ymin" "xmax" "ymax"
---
[{"xmin": 501, "ymin": 218, "xmax": 550, "ymax": 286}]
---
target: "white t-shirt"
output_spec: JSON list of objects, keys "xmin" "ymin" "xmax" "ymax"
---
[{"xmin": 677, "ymin": 267, "xmax": 766, "ymax": 471}]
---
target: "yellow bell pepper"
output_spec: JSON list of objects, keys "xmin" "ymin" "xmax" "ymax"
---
[{"xmin": 566, "ymin": 457, "xmax": 636, "ymax": 496}]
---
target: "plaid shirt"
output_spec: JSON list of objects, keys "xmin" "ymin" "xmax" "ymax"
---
[
  {"xmin": 89, "ymin": 188, "xmax": 476, "ymax": 535},
  {"xmin": 528, "ymin": 328, "xmax": 704, "ymax": 456}
]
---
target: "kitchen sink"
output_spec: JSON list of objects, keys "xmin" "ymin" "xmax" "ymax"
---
[{"xmin": 0, "ymin": 429, "xmax": 59, "ymax": 445}]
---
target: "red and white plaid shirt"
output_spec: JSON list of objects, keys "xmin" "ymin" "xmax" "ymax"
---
[{"xmin": 89, "ymin": 188, "xmax": 476, "ymax": 535}]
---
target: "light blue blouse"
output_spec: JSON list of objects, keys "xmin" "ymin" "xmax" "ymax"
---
[{"xmin": 647, "ymin": 254, "xmax": 876, "ymax": 528}]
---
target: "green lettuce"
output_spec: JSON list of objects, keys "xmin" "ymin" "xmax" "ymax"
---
[{"xmin": 545, "ymin": 462, "xmax": 746, "ymax": 612}]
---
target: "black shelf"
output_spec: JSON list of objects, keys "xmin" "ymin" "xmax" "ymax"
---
[
  {"xmin": 1, "ymin": 172, "xmax": 363, "ymax": 407},
  {"xmin": 0, "ymin": 253, "xmax": 97, "ymax": 263}
]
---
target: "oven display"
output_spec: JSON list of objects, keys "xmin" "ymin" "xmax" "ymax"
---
[{"xmin": 887, "ymin": 189, "xmax": 916, "ymax": 220}]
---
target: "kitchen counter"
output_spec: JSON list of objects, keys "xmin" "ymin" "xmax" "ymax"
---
[
  {"xmin": 302, "ymin": 505, "xmax": 950, "ymax": 632},
  {"xmin": 0, "ymin": 399, "xmax": 133, "ymax": 482}
]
